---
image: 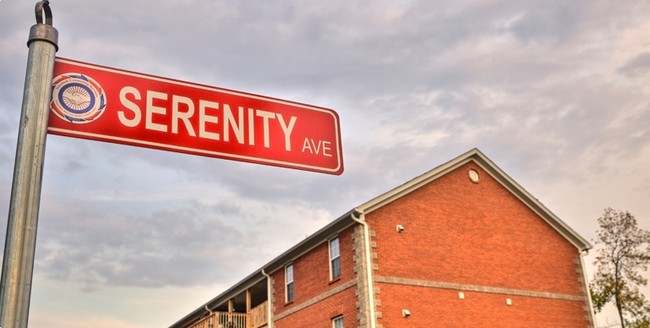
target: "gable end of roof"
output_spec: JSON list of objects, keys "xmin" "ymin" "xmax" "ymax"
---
[{"xmin": 356, "ymin": 148, "xmax": 591, "ymax": 252}]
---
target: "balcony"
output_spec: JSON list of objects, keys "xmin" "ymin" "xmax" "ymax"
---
[{"xmin": 187, "ymin": 301, "xmax": 267, "ymax": 328}]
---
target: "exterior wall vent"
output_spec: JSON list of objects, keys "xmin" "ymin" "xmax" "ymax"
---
[{"xmin": 468, "ymin": 169, "xmax": 480, "ymax": 183}]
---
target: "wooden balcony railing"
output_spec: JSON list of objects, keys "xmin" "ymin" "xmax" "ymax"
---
[
  {"xmin": 187, "ymin": 301, "xmax": 268, "ymax": 328},
  {"xmin": 249, "ymin": 301, "xmax": 268, "ymax": 328},
  {"xmin": 188, "ymin": 312, "xmax": 247, "ymax": 328}
]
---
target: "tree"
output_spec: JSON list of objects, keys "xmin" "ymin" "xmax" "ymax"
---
[{"xmin": 590, "ymin": 208, "xmax": 650, "ymax": 328}]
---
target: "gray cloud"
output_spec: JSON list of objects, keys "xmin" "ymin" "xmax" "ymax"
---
[
  {"xmin": 619, "ymin": 52, "xmax": 650, "ymax": 78},
  {"xmin": 35, "ymin": 201, "xmax": 260, "ymax": 290}
]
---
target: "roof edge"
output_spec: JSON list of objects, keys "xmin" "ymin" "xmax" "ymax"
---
[
  {"xmin": 169, "ymin": 209, "xmax": 358, "ymax": 328},
  {"xmin": 357, "ymin": 148, "xmax": 592, "ymax": 251}
]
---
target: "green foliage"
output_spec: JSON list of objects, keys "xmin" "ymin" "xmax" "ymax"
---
[
  {"xmin": 590, "ymin": 275, "xmax": 615, "ymax": 312},
  {"xmin": 590, "ymin": 208, "xmax": 650, "ymax": 328},
  {"xmin": 628, "ymin": 316, "xmax": 650, "ymax": 328}
]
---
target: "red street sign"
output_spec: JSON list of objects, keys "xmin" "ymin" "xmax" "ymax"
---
[{"xmin": 47, "ymin": 58, "xmax": 343, "ymax": 175}]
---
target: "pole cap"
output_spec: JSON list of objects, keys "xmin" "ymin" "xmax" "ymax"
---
[{"xmin": 28, "ymin": 1, "xmax": 58, "ymax": 51}]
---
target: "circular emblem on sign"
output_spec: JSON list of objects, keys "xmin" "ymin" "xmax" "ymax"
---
[{"xmin": 50, "ymin": 73, "xmax": 106, "ymax": 124}]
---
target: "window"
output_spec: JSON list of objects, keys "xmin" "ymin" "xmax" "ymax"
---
[
  {"xmin": 332, "ymin": 315, "xmax": 344, "ymax": 328},
  {"xmin": 285, "ymin": 264, "xmax": 294, "ymax": 303},
  {"xmin": 329, "ymin": 237, "xmax": 341, "ymax": 280}
]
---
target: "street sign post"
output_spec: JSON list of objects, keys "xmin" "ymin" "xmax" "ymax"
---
[
  {"xmin": 0, "ymin": 2, "xmax": 58, "ymax": 328},
  {"xmin": 48, "ymin": 58, "xmax": 344, "ymax": 175},
  {"xmin": 3, "ymin": 3, "xmax": 344, "ymax": 328}
]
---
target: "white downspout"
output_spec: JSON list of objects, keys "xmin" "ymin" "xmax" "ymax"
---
[
  {"xmin": 204, "ymin": 305, "xmax": 214, "ymax": 328},
  {"xmin": 580, "ymin": 250, "xmax": 597, "ymax": 328},
  {"xmin": 261, "ymin": 269, "xmax": 273, "ymax": 328},
  {"xmin": 351, "ymin": 210, "xmax": 377, "ymax": 328}
]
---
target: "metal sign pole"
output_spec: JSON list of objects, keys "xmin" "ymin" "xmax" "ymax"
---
[{"xmin": 0, "ymin": 2, "xmax": 58, "ymax": 328}]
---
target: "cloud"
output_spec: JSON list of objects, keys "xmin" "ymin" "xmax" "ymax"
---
[
  {"xmin": 618, "ymin": 52, "xmax": 650, "ymax": 78},
  {"xmin": 37, "ymin": 199, "xmax": 256, "ymax": 290},
  {"xmin": 34, "ymin": 163, "xmax": 336, "ymax": 291}
]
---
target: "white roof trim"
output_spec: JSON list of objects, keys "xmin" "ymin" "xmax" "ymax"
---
[{"xmin": 356, "ymin": 148, "xmax": 591, "ymax": 251}]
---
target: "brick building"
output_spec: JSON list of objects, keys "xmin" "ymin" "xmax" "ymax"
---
[{"xmin": 170, "ymin": 149, "xmax": 596, "ymax": 328}]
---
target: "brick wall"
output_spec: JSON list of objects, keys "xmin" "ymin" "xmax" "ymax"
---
[
  {"xmin": 367, "ymin": 162, "xmax": 591, "ymax": 327},
  {"xmin": 274, "ymin": 287, "xmax": 358, "ymax": 328},
  {"xmin": 370, "ymin": 162, "xmax": 583, "ymax": 294},
  {"xmin": 267, "ymin": 160, "xmax": 592, "ymax": 328},
  {"xmin": 272, "ymin": 225, "xmax": 360, "ymax": 327},
  {"xmin": 378, "ymin": 285, "xmax": 589, "ymax": 328}
]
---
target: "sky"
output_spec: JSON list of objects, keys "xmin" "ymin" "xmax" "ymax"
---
[{"xmin": 1, "ymin": 0, "xmax": 649, "ymax": 327}]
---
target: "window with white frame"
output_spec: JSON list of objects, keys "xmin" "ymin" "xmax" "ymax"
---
[
  {"xmin": 285, "ymin": 264, "xmax": 294, "ymax": 303},
  {"xmin": 329, "ymin": 237, "xmax": 341, "ymax": 280},
  {"xmin": 332, "ymin": 315, "xmax": 344, "ymax": 328}
]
